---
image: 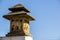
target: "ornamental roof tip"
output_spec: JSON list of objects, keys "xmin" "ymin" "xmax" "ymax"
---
[
  {"xmin": 10, "ymin": 4, "xmax": 24, "ymax": 8},
  {"xmin": 8, "ymin": 4, "xmax": 30, "ymax": 12}
]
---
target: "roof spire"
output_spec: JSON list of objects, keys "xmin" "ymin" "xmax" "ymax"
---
[{"xmin": 9, "ymin": 4, "xmax": 30, "ymax": 12}]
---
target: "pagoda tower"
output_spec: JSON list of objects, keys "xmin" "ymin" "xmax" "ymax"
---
[{"xmin": 3, "ymin": 4, "xmax": 35, "ymax": 40}]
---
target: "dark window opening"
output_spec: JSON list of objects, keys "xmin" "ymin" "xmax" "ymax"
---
[
  {"xmin": 11, "ymin": 20, "xmax": 14, "ymax": 22},
  {"xmin": 11, "ymin": 25, "xmax": 14, "ymax": 31},
  {"xmin": 11, "ymin": 27, "xmax": 14, "ymax": 31},
  {"xmin": 15, "ymin": 26, "xmax": 19, "ymax": 30},
  {"xmin": 24, "ymin": 20, "xmax": 29, "ymax": 23},
  {"xmin": 20, "ymin": 20, "xmax": 22, "ymax": 22}
]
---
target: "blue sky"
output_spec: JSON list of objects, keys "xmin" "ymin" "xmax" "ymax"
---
[{"xmin": 0, "ymin": 0, "xmax": 60, "ymax": 40}]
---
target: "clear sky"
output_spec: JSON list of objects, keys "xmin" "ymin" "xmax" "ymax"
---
[{"xmin": 0, "ymin": 0, "xmax": 60, "ymax": 40}]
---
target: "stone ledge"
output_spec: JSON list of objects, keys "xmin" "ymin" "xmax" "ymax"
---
[{"xmin": 0, "ymin": 36, "xmax": 33, "ymax": 40}]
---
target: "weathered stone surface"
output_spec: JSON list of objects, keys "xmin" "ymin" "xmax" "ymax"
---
[{"xmin": 3, "ymin": 4, "xmax": 35, "ymax": 38}]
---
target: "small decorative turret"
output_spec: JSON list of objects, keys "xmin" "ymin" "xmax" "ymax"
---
[{"xmin": 3, "ymin": 4, "xmax": 35, "ymax": 37}]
